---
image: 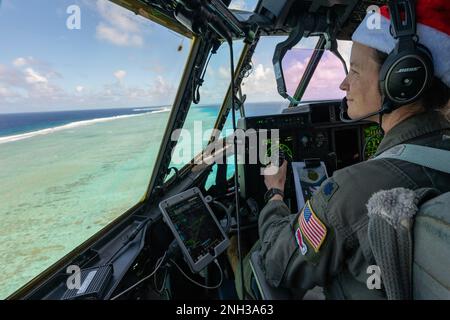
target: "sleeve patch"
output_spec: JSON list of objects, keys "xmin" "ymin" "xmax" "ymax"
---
[
  {"xmin": 298, "ymin": 201, "xmax": 327, "ymax": 253},
  {"xmin": 321, "ymin": 179, "xmax": 339, "ymax": 201},
  {"xmin": 295, "ymin": 227, "xmax": 308, "ymax": 255}
]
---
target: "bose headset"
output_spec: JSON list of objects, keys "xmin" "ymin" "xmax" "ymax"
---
[{"xmin": 340, "ymin": 0, "xmax": 434, "ymax": 124}]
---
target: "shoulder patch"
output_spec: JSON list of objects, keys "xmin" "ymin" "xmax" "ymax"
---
[
  {"xmin": 299, "ymin": 201, "xmax": 327, "ymax": 252},
  {"xmin": 321, "ymin": 179, "xmax": 339, "ymax": 201},
  {"xmin": 295, "ymin": 227, "xmax": 308, "ymax": 255}
]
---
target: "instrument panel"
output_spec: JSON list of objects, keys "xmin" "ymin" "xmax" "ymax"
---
[{"xmin": 237, "ymin": 101, "xmax": 379, "ymax": 211}]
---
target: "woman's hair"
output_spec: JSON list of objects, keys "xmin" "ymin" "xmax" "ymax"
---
[{"xmin": 373, "ymin": 49, "xmax": 450, "ymax": 117}]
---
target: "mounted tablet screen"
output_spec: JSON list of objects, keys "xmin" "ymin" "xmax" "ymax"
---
[{"xmin": 159, "ymin": 188, "xmax": 229, "ymax": 273}]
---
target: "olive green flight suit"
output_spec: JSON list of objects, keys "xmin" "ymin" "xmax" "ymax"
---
[{"xmin": 236, "ymin": 110, "xmax": 450, "ymax": 300}]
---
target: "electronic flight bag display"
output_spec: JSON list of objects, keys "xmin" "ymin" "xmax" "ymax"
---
[{"xmin": 159, "ymin": 188, "xmax": 230, "ymax": 273}]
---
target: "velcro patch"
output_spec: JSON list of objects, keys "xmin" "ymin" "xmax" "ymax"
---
[
  {"xmin": 299, "ymin": 201, "xmax": 327, "ymax": 252},
  {"xmin": 321, "ymin": 179, "xmax": 339, "ymax": 201}
]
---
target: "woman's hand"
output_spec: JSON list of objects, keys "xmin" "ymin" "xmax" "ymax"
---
[{"xmin": 263, "ymin": 160, "xmax": 288, "ymax": 192}]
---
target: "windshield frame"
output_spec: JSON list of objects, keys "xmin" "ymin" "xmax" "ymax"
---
[{"xmin": 161, "ymin": 36, "xmax": 261, "ymax": 189}]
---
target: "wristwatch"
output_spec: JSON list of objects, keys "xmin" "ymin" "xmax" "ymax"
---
[{"xmin": 264, "ymin": 188, "xmax": 284, "ymax": 203}]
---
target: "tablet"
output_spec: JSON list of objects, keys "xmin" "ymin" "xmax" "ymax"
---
[{"xmin": 159, "ymin": 187, "xmax": 230, "ymax": 273}]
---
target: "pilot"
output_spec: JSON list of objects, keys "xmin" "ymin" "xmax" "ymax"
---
[{"xmin": 230, "ymin": 0, "xmax": 450, "ymax": 299}]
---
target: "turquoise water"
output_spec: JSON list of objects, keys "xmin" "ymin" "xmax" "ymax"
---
[{"xmin": 0, "ymin": 106, "xmax": 218, "ymax": 299}]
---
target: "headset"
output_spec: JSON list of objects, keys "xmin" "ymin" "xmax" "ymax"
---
[{"xmin": 340, "ymin": 0, "xmax": 434, "ymax": 123}]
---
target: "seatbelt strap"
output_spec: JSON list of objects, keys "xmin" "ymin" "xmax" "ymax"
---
[{"xmin": 374, "ymin": 144, "xmax": 450, "ymax": 174}]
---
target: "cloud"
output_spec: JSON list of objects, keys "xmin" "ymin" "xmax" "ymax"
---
[
  {"xmin": 240, "ymin": 63, "xmax": 280, "ymax": 102},
  {"xmin": 13, "ymin": 57, "xmax": 28, "ymax": 67},
  {"xmin": 281, "ymin": 49, "xmax": 313, "ymax": 95},
  {"xmin": 0, "ymin": 61, "xmax": 66, "ymax": 109},
  {"xmin": 252, "ymin": 63, "xmax": 273, "ymax": 81},
  {"xmin": 11, "ymin": 56, "xmax": 62, "ymax": 79},
  {"xmin": 284, "ymin": 60, "xmax": 307, "ymax": 95},
  {"xmin": 302, "ymin": 53, "xmax": 347, "ymax": 100},
  {"xmin": 0, "ymin": 63, "xmax": 26, "ymax": 87},
  {"xmin": 150, "ymin": 75, "xmax": 175, "ymax": 96},
  {"xmin": 96, "ymin": 0, "xmax": 141, "ymax": 33},
  {"xmin": 113, "ymin": 70, "xmax": 127, "ymax": 81},
  {"xmin": 87, "ymin": 75, "xmax": 176, "ymax": 107},
  {"xmin": 218, "ymin": 66, "xmax": 229, "ymax": 79},
  {"xmin": 95, "ymin": 0, "xmax": 145, "ymax": 47},
  {"xmin": 24, "ymin": 68, "xmax": 48, "ymax": 84},
  {"xmin": 0, "ymin": 53, "xmax": 178, "ymax": 112},
  {"xmin": 96, "ymin": 23, "xmax": 143, "ymax": 47},
  {"xmin": 0, "ymin": 86, "xmax": 21, "ymax": 100},
  {"xmin": 229, "ymin": 0, "xmax": 251, "ymax": 11},
  {"xmin": 238, "ymin": 50, "xmax": 347, "ymax": 103}
]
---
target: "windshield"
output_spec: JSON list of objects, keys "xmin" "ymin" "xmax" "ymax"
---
[
  {"xmin": 283, "ymin": 39, "xmax": 352, "ymax": 102},
  {"xmin": 0, "ymin": 0, "xmax": 189, "ymax": 298},
  {"xmin": 167, "ymin": 40, "xmax": 245, "ymax": 176},
  {"xmin": 239, "ymin": 36, "xmax": 321, "ymax": 116},
  {"xmin": 229, "ymin": 0, "xmax": 259, "ymax": 12}
]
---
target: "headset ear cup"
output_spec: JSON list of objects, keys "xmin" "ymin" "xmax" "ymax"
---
[
  {"xmin": 379, "ymin": 48, "xmax": 433, "ymax": 106},
  {"xmin": 417, "ymin": 43, "xmax": 433, "ymax": 62},
  {"xmin": 416, "ymin": 43, "xmax": 434, "ymax": 86}
]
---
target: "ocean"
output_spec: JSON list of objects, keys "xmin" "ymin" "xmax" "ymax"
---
[
  {"xmin": 0, "ymin": 107, "xmax": 171, "ymax": 143},
  {"xmin": 0, "ymin": 101, "xmax": 286, "ymax": 298}
]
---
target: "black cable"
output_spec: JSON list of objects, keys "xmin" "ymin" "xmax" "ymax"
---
[
  {"xmin": 339, "ymin": 98, "xmax": 387, "ymax": 123},
  {"xmin": 110, "ymin": 251, "xmax": 167, "ymax": 300},
  {"xmin": 170, "ymin": 258, "xmax": 223, "ymax": 290},
  {"xmin": 193, "ymin": 51, "xmax": 213, "ymax": 104},
  {"xmin": 378, "ymin": 112, "xmax": 385, "ymax": 136},
  {"xmin": 226, "ymin": 38, "xmax": 245, "ymax": 300},
  {"xmin": 154, "ymin": 266, "xmax": 168, "ymax": 294}
]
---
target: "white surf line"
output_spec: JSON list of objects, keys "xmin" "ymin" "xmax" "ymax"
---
[{"xmin": 0, "ymin": 109, "xmax": 169, "ymax": 145}]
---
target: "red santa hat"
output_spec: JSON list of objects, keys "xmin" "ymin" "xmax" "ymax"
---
[{"xmin": 352, "ymin": 0, "xmax": 450, "ymax": 87}]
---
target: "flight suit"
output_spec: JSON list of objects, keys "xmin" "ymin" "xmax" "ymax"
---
[{"xmin": 236, "ymin": 110, "xmax": 450, "ymax": 300}]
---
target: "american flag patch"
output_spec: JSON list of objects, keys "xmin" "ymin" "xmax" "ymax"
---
[{"xmin": 299, "ymin": 201, "xmax": 327, "ymax": 252}]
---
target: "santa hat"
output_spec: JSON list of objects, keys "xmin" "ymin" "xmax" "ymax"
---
[{"xmin": 352, "ymin": 0, "xmax": 450, "ymax": 87}]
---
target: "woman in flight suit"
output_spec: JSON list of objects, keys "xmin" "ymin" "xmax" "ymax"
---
[{"xmin": 231, "ymin": 0, "xmax": 450, "ymax": 300}]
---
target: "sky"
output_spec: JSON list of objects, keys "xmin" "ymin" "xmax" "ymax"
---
[{"xmin": 0, "ymin": 0, "xmax": 350, "ymax": 114}]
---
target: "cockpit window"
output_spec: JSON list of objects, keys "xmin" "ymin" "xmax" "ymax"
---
[
  {"xmin": 166, "ymin": 40, "xmax": 244, "ymax": 178},
  {"xmin": 239, "ymin": 36, "xmax": 321, "ymax": 116},
  {"xmin": 229, "ymin": 0, "xmax": 259, "ymax": 12},
  {"xmin": 0, "ymin": 0, "xmax": 189, "ymax": 298},
  {"xmin": 302, "ymin": 40, "xmax": 352, "ymax": 101}
]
